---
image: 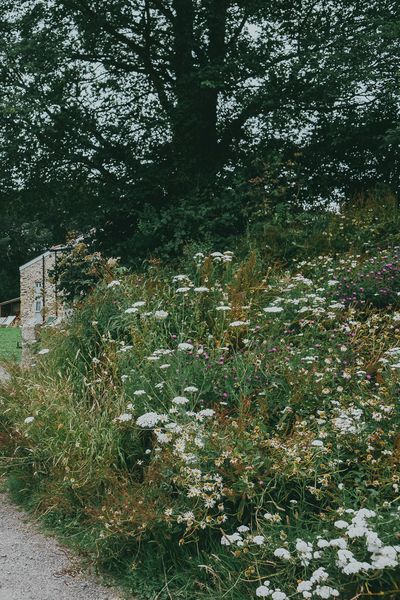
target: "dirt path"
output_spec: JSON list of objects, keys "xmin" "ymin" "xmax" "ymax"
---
[{"xmin": 0, "ymin": 494, "xmax": 124, "ymax": 600}]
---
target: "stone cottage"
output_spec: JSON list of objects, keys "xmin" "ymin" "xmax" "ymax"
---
[{"xmin": 19, "ymin": 245, "xmax": 67, "ymax": 346}]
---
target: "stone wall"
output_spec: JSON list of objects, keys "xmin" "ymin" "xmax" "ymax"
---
[{"xmin": 20, "ymin": 251, "xmax": 64, "ymax": 353}]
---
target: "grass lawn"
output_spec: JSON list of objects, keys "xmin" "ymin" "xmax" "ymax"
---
[{"xmin": 0, "ymin": 328, "xmax": 21, "ymax": 362}]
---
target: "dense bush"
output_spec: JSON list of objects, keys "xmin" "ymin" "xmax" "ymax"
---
[
  {"xmin": 50, "ymin": 239, "xmax": 123, "ymax": 305},
  {"xmin": 245, "ymin": 193, "xmax": 400, "ymax": 267},
  {"xmin": 335, "ymin": 251, "xmax": 400, "ymax": 309},
  {"xmin": 1, "ymin": 213, "xmax": 400, "ymax": 599}
]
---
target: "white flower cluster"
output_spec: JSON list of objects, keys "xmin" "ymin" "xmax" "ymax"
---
[
  {"xmin": 193, "ymin": 250, "xmax": 233, "ymax": 264},
  {"xmin": 210, "ymin": 251, "xmax": 234, "ymax": 263},
  {"xmin": 172, "ymin": 396, "xmax": 190, "ymax": 405},
  {"xmin": 184, "ymin": 385, "xmax": 198, "ymax": 393},
  {"xmin": 179, "ymin": 463, "xmax": 224, "ymax": 510},
  {"xmin": 263, "ymin": 306, "xmax": 283, "ymax": 314},
  {"xmin": 332, "ymin": 406, "xmax": 364, "ymax": 435},
  {"xmin": 256, "ymin": 581, "xmax": 287, "ymax": 599},
  {"xmin": 172, "ymin": 274, "xmax": 191, "ymax": 282},
  {"xmin": 333, "ymin": 508, "xmax": 400, "ymax": 573},
  {"xmin": 146, "ymin": 347, "xmax": 174, "ymax": 361},
  {"xmin": 114, "ymin": 413, "xmax": 133, "ymax": 423},
  {"xmin": 136, "ymin": 412, "xmax": 164, "ymax": 428},
  {"xmin": 107, "ymin": 280, "xmax": 121, "ymax": 288},
  {"xmin": 221, "ymin": 527, "xmax": 267, "ymax": 549},
  {"xmin": 177, "ymin": 342, "xmax": 194, "ymax": 351},
  {"xmin": 153, "ymin": 310, "xmax": 169, "ymax": 320},
  {"xmin": 216, "ymin": 304, "xmax": 231, "ymax": 311},
  {"xmin": 229, "ymin": 320, "xmax": 249, "ymax": 327},
  {"xmin": 297, "ymin": 567, "xmax": 338, "ymax": 599},
  {"xmin": 296, "ymin": 539, "xmax": 314, "ymax": 565},
  {"xmin": 222, "ymin": 506, "xmax": 399, "ymax": 599},
  {"xmin": 125, "ymin": 300, "xmax": 146, "ymax": 314},
  {"xmin": 295, "ymin": 508, "xmax": 400, "ymax": 597}
]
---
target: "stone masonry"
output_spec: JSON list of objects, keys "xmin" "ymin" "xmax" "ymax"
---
[{"xmin": 19, "ymin": 251, "xmax": 64, "ymax": 351}]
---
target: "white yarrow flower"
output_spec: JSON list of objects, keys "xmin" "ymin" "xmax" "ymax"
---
[
  {"xmin": 107, "ymin": 280, "xmax": 121, "ymax": 288},
  {"xmin": 256, "ymin": 585, "xmax": 271, "ymax": 598},
  {"xmin": 115, "ymin": 413, "xmax": 132, "ymax": 423},
  {"xmin": 274, "ymin": 548, "xmax": 291, "ymax": 560},
  {"xmin": 311, "ymin": 439, "xmax": 324, "ymax": 447},
  {"xmin": 154, "ymin": 310, "xmax": 169, "ymax": 320},
  {"xmin": 263, "ymin": 306, "xmax": 283, "ymax": 313},
  {"xmin": 178, "ymin": 342, "xmax": 194, "ymax": 351},
  {"xmin": 172, "ymin": 396, "xmax": 190, "ymax": 405},
  {"xmin": 136, "ymin": 412, "xmax": 161, "ymax": 428},
  {"xmin": 196, "ymin": 409, "xmax": 215, "ymax": 419},
  {"xmin": 271, "ymin": 592, "xmax": 288, "ymax": 600},
  {"xmin": 252, "ymin": 535, "xmax": 265, "ymax": 546},
  {"xmin": 334, "ymin": 520, "xmax": 349, "ymax": 529},
  {"xmin": 184, "ymin": 386, "xmax": 198, "ymax": 393}
]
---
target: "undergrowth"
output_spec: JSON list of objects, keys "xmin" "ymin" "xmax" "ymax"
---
[{"xmin": 1, "ymin": 206, "xmax": 400, "ymax": 599}]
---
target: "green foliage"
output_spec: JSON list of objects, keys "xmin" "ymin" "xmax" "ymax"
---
[
  {"xmin": 0, "ymin": 218, "xmax": 54, "ymax": 301},
  {"xmin": 0, "ymin": 1, "xmax": 399, "ymax": 275},
  {"xmin": 1, "ymin": 212, "xmax": 400, "ymax": 599},
  {"xmin": 335, "ymin": 251, "xmax": 400, "ymax": 309},
  {"xmin": 50, "ymin": 241, "xmax": 122, "ymax": 305},
  {"xmin": 245, "ymin": 192, "xmax": 400, "ymax": 266}
]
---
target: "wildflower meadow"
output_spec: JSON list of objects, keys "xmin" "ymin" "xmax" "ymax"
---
[{"xmin": 1, "ymin": 210, "xmax": 400, "ymax": 599}]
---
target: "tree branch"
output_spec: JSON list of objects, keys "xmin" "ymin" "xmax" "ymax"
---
[
  {"xmin": 151, "ymin": 0, "xmax": 175, "ymax": 22},
  {"xmin": 226, "ymin": 8, "xmax": 250, "ymax": 50},
  {"xmin": 67, "ymin": 1, "xmax": 174, "ymax": 115},
  {"xmin": 142, "ymin": 0, "xmax": 174, "ymax": 115}
]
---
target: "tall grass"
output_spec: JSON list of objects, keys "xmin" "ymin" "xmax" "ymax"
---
[{"xmin": 1, "ymin": 208, "xmax": 400, "ymax": 599}]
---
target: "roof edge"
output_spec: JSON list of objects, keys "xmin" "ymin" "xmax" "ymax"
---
[
  {"xmin": 0, "ymin": 297, "xmax": 21, "ymax": 306},
  {"xmin": 19, "ymin": 251, "xmax": 52, "ymax": 271}
]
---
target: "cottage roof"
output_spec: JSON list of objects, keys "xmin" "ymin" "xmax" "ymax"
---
[
  {"xmin": 20, "ymin": 233, "xmax": 86, "ymax": 271},
  {"xmin": 0, "ymin": 297, "xmax": 20, "ymax": 306},
  {"xmin": 19, "ymin": 251, "xmax": 53, "ymax": 271}
]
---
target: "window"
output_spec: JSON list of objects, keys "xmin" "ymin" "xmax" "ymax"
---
[{"xmin": 34, "ymin": 281, "xmax": 43, "ymax": 314}]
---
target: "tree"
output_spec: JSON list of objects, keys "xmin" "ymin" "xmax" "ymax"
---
[{"xmin": 0, "ymin": 0, "xmax": 399, "ymax": 264}]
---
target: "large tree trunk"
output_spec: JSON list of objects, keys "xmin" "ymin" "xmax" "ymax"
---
[{"xmin": 172, "ymin": 0, "xmax": 227, "ymax": 191}]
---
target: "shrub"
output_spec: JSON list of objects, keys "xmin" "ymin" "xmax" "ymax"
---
[
  {"xmin": 335, "ymin": 251, "xmax": 400, "ymax": 309},
  {"xmin": 1, "ymin": 240, "xmax": 400, "ymax": 599},
  {"xmin": 50, "ymin": 239, "xmax": 123, "ymax": 305}
]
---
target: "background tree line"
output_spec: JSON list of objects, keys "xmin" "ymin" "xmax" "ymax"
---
[{"xmin": 0, "ymin": 0, "xmax": 399, "ymax": 299}]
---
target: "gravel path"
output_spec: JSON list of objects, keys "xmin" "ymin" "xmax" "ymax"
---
[
  {"xmin": 0, "ymin": 495, "xmax": 125, "ymax": 600},
  {"xmin": 0, "ymin": 365, "xmax": 126, "ymax": 599},
  {"xmin": 0, "ymin": 366, "xmax": 10, "ymax": 383}
]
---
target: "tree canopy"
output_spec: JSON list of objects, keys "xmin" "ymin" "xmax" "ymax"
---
[{"xmin": 0, "ymin": 0, "xmax": 399, "ymax": 298}]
